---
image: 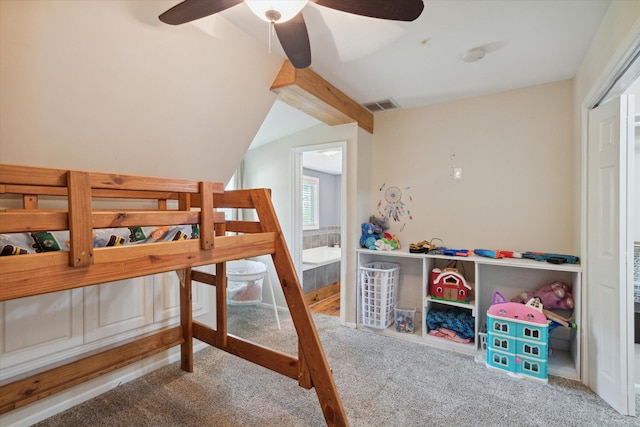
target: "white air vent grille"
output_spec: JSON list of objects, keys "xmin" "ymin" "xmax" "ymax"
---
[{"xmin": 363, "ymin": 99, "xmax": 399, "ymax": 113}]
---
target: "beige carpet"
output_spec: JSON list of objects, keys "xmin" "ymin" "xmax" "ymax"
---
[{"xmin": 33, "ymin": 305, "xmax": 639, "ymax": 426}]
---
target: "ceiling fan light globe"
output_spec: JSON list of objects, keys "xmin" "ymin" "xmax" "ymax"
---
[{"xmin": 245, "ymin": 0, "xmax": 309, "ymax": 23}]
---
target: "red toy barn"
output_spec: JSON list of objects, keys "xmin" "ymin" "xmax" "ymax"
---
[{"xmin": 430, "ymin": 268, "xmax": 471, "ymax": 302}]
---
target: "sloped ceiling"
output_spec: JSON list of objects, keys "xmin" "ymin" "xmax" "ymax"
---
[{"xmin": 251, "ymin": 100, "xmax": 323, "ymax": 148}]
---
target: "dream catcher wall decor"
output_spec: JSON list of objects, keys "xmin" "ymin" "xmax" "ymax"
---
[{"xmin": 377, "ymin": 184, "xmax": 413, "ymax": 231}]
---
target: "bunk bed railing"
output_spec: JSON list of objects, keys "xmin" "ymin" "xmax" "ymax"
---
[
  {"xmin": 0, "ymin": 166, "xmax": 275, "ymax": 301},
  {"xmin": 0, "ymin": 235, "xmax": 277, "ymax": 301}
]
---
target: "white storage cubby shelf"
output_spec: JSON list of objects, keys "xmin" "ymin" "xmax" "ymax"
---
[{"xmin": 356, "ymin": 248, "xmax": 582, "ymax": 381}]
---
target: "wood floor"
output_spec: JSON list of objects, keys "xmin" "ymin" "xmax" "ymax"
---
[{"xmin": 309, "ymin": 293, "xmax": 340, "ymax": 317}]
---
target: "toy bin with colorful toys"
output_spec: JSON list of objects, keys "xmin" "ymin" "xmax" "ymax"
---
[{"xmin": 394, "ymin": 306, "xmax": 416, "ymax": 333}]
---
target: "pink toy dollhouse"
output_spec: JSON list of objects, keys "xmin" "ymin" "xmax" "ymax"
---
[
  {"xmin": 486, "ymin": 295, "xmax": 549, "ymax": 381},
  {"xmin": 430, "ymin": 268, "xmax": 471, "ymax": 303}
]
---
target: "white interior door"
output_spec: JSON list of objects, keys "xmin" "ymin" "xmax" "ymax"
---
[{"xmin": 587, "ymin": 95, "xmax": 635, "ymax": 415}]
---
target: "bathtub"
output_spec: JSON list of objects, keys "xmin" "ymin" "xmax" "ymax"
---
[
  {"xmin": 302, "ymin": 246, "xmax": 341, "ymax": 269},
  {"xmin": 302, "ymin": 246, "xmax": 342, "ymax": 292}
]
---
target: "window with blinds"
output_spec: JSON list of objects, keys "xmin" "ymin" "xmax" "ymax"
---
[{"xmin": 302, "ymin": 175, "xmax": 319, "ymax": 230}]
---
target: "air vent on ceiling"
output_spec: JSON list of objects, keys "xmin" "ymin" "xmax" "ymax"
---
[{"xmin": 363, "ymin": 99, "xmax": 399, "ymax": 113}]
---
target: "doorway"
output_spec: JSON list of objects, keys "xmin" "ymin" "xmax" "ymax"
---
[{"xmin": 292, "ymin": 142, "xmax": 346, "ymax": 318}]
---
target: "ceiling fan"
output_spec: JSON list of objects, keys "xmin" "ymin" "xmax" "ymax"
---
[{"xmin": 159, "ymin": 0, "xmax": 424, "ymax": 69}]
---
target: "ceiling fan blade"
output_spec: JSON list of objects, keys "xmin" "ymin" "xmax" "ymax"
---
[
  {"xmin": 274, "ymin": 14, "xmax": 312, "ymax": 69},
  {"xmin": 159, "ymin": 0, "xmax": 243, "ymax": 25},
  {"xmin": 313, "ymin": 0, "xmax": 424, "ymax": 22}
]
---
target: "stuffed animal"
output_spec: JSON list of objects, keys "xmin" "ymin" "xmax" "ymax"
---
[
  {"xmin": 360, "ymin": 223, "xmax": 379, "ymax": 249},
  {"xmin": 374, "ymin": 233, "xmax": 401, "ymax": 251},
  {"xmin": 374, "ymin": 239, "xmax": 393, "ymax": 251},
  {"xmin": 383, "ymin": 232, "xmax": 400, "ymax": 250},
  {"xmin": 511, "ymin": 281, "xmax": 574, "ymax": 311},
  {"xmin": 369, "ymin": 215, "xmax": 390, "ymax": 236}
]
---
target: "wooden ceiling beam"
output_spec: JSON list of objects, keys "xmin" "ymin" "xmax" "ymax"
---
[{"xmin": 270, "ymin": 61, "xmax": 374, "ymax": 134}]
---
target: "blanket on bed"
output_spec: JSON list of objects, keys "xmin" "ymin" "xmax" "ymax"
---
[{"xmin": 0, "ymin": 225, "xmax": 199, "ymax": 256}]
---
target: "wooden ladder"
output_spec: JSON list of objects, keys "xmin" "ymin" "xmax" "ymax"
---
[{"xmin": 180, "ymin": 188, "xmax": 348, "ymax": 426}]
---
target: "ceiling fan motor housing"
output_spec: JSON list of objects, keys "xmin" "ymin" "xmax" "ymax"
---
[{"xmin": 265, "ymin": 9, "xmax": 282, "ymax": 22}]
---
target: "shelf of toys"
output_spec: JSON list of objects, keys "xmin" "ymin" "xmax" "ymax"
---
[{"xmin": 356, "ymin": 247, "xmax": 581, "ymax": 381}]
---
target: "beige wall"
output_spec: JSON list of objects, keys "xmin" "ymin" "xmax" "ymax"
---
[
  {"xmin": 0, "ymin": 0, "xmax": 283, "ymax": 183},
  {"xmin": 372, "ymin": 80, "xmax": 574, "ymax": 254}
]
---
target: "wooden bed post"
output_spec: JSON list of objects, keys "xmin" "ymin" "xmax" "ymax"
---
[
  {"xmin": 67, "ymin": 171, "xmax": 93, "ymax": 268},
  {"xmin": 199, "ymin": 181, "xmax": 215, "ymax": 250},
  {"xmin": 214, "ymin": 261, "xmax": 228, "ymax": 347},
  {"xmin": 214, "ymin": 222, "xmax": 228, "ymax": 348},
  {"xmin": 178, "ymin": 268, "xmax": 193, "ymax": 373},
  {"xmin": 250, "ymin": 189, "xmax": 347, "ymax": 426}
]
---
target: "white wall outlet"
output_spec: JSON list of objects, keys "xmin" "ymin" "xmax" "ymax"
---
[{"xmin": 453, "ymin": 167, "xmax": 463, "ymax": 180}]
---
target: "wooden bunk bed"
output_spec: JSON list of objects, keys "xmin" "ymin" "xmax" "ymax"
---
[{"xmin": 0, "ymin": 164, "xmax": 347, "ymax": 426}]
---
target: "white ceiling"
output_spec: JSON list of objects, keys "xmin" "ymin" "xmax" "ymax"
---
[
  {"xmin": 212, "ymin": 0, "xmax": 612, "ymax": 170},
  {"xmin": 303, "ymin": 148, "xmax": 342, "ymax": 175}
]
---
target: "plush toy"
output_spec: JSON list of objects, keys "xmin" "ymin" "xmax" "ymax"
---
[
  {"xmin": 511, "ymin": 281, "xmax": 574, "ymax": 311},
  {"xmin": 374, "ymin": 239, "xmax": 393, "ymax": 251},
  {"xmin": 369, "ymin": 215, "xmax": 390, "ymax": 236},
  {"xmin": 360, "ymin": 223, "xmax": 379, "ymax": 249},
  {"xmin": 383, "ymin": 232, "xmax": 400, "ymax": 250},
  {"xmin": 374, "ymin": 233, "xmax": 401, "ymax": 251}
]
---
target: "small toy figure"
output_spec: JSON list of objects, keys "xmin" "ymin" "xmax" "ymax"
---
[
  {"xmin": 409, "ymin": 238, "xmax": 442, "ymax": 253},
  {"xmin": 409, "ymin": 240, "xmax": 431, "ymax": 253}
]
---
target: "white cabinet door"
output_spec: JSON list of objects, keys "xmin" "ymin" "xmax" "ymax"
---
[
  {"xmin": 1, "ymin": 271, "xmax": 211, "ymax": 382},
  {"xmin": 587, "ymin": 95, "xmax": 635, "ymax": 415},
  {"xmin": 84, "ymin": 277, "xmax": 155, "ymax": 343},
  {"xmin": 153, "ymin": 270, "xmax": 210, "ymax": 323},
  {"xmin": 0, "ymin": 289, "xmax": 84, "ymax": 379}
]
